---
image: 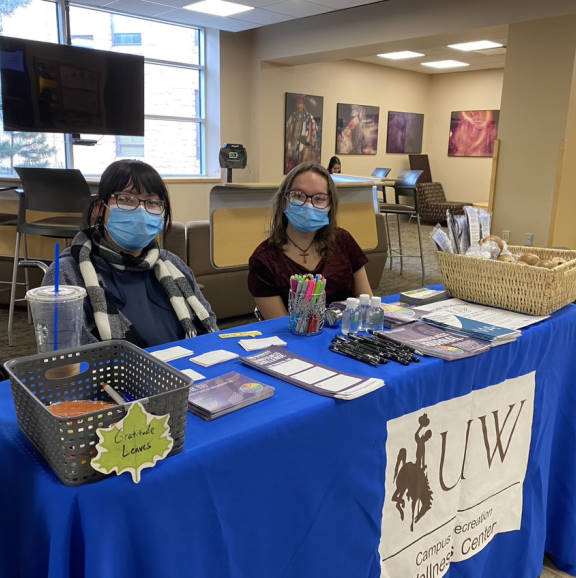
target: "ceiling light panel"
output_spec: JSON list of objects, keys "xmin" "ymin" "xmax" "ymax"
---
[
  {"xmin": 421, "ymin": 60, "xmax": 470, "ymax": 69},
  {"xmin": 377, "ymin": 50, "xmax": 424, "ymax": 60},
  {"xmin": 183, "ymin": 0, "xmax": 254, "ymax": 16},
  {"xmin": 448, "ymin": 40, "xmax": 503, "ymax": 52}
]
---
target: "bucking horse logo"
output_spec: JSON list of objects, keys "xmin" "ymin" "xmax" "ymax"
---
[{"xmin": 391, "ymin": 413, "xmax": 434, "ymax": 531}]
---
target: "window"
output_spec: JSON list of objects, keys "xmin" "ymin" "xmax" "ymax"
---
[
  {"xmin": 0, "ymin": 0, "xmax": 66, "ymax": 174},
  {"xmin": 116, "ymin": 136, "xmax": 144, "ymax": 157},
  {"xmin": 70, "ymin": 9, "xmax": 204, "ymax": 177},
  {"xmin": 0, "ymin": 0, "xmax": 205, "ymax": 178},
  {"xmin": 112, "ymin": 33, "xmax": 142, "ymax": 46}
]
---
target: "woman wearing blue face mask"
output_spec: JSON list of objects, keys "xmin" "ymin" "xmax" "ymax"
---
[
  {"xmin": 43, "ymin": 159, "xmax": 218, "ymax": 346},
  {"xmin": 248, "ymin": 162, "xmax": 373, "ymax": 320}
]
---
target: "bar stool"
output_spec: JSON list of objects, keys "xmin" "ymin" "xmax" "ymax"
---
[
  {"xmin": 7, "ymin": 167, "xmax": 92, "ymax": 346},
  {"xmin": 378, "ymin": 169, "xmax": 425, "ymax": 286}
]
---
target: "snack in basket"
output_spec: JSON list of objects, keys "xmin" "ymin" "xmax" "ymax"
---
[
  {"xmin": 518, "ymin": 253, "xmax": 540, "ymax": 266},
  {"xmin": 497, "ymin": 254, "xmax": 516, "ymax": 263},
  {"xmin": 47, "ymin": 400, "xmax": 115, "ymax": 418},
  {"xmin": 550, "ymin": 257, "xmax": 567, "ymax": 267}
]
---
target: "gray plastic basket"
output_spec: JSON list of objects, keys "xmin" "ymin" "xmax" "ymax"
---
[{"xmin": 3, "ymin": 340, "xmax": 193, "ymax": 486}]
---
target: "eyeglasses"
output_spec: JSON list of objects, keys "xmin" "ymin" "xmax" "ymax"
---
[
  {"xmin": 110, "ymin": 193, "xmax": 165, "ymax": 215},
  {"xmin": 286, "ymin": 190, "xmax": 330, "ymax": 209}
]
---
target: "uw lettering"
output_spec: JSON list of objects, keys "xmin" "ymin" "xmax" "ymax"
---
[{"xmin": 438, "ymin": 399, "xmax": 527, "ymax": 491}]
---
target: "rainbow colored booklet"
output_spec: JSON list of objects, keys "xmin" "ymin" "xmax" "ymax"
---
[{"xmin": 187, "ymin": 372, "xmax": 274, "ymax": 420}]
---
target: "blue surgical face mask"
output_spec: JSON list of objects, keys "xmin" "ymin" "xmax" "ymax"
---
[
  {"xmin": 106, "ymin": 206, "xmax": 164, "ymax": 251},
  {"xmin": 284, "ymin": 203, "xmax": 330, "ymax": 233}
]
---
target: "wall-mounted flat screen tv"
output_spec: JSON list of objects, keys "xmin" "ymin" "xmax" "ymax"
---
[{"xmin": 0, "ymin": 36, "xmax": 144, "ymax": 136}]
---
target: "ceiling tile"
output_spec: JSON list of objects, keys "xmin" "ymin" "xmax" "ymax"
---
[
  {"xmin": 264, "ymin": 0, "xmax": 331, "ymax": 18},
  {"xmin": 229, "ymin": 7, "xmax": 291, "ymax": 24}
]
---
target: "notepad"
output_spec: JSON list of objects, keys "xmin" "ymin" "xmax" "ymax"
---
[
  {"xmin": 151, "ymin": 346, "xmax": 194, "ymax": 362},
  {"xmin": 238, "ymin": 337, "xmax": 287, "ymax": 351},
  {"xmin": 179, "ymin": 368, "xmax": 207, "ymax": 382},
  {"xmin": 189, "ymin": 350, "xmax": 239, "ymax": 367}
]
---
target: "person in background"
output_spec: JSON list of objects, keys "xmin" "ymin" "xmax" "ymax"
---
[
  {"xmin": 248, "ymin": 162, "xmax": 373, "ymax": 319},
  {"xmin": 43, "ymin": 159, "xmax": 218, "ymax": 346},
  {"xmin": 327, "ymin": 156, "xmax": 342, "ymax": 174}
]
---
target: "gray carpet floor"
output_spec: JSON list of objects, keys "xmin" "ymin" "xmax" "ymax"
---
[{"xmin": 0, "ymin": 218, "xmax": 442, "ymax": 369}]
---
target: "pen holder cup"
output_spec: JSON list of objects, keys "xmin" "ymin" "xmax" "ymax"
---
[{"xmin": 288, "ymin": 289, "xmax": 326, "ymax": 336}]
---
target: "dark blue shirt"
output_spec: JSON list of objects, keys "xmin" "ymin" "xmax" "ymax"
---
[{"xmin": 99, "ymin": 267, "xmax": 184, "ymax": 347}]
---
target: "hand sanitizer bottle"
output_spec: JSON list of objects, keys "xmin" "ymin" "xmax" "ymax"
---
[
  {"xmin": 366, "ymin": 296, "xmax": 384, "ymax": 332},
  {"xmin": 358, "ymin": 293, "xmax": 371, "ymax": 331},
  {"xmin": 341, "ymin": 297, "xmax": 360, "ymax": 335}
]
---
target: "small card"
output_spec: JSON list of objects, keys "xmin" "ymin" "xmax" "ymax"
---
[
  {"xmin": 189, "ymin": 350, "xmax": 239, "ymax": 367},
  {"xmin": 238, "ymin": 336, "xmax": 287, "ymax": 351},
  {"xmin": 151, "ymin": 346, "xmax": 194, "ymax": 362},
  {"xmin": 219, "ymin": 331, "xmax": 262, "ymax": 339},
  {"xmin": 179, "ymin": 368, "xmax": 207, "ymax": 382}
]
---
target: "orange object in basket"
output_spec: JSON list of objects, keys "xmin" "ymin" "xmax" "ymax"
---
[{"xmin": 47, "ymin": 400, "xmax": 115, "ymax": 418}]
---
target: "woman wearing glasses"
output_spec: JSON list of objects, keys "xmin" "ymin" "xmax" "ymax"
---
[
  {"xmin": 248, "ymin": 162, "xmax": 373, "ymax": 320},
  {"xmin": 43, "ymin": 159, "xmax": 217, "ymax": 346}
]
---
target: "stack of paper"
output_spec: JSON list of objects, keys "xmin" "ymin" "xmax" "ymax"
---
[
  {"xmin": 385, "ymin": 321, "xmax": 490, "ymax": 360},
  {"xmin": 380, "ymin": 302, "xmax": 421, "ymax": 328},
  {"xmin": 421, "ymin": 311, "xmax": 521, "ymax": 344},
  {"xmin": 399, "ymin": 288, "xmax": 450, "ymax": 305},
  {"xmin": 241, "ymin": 347, "xmax": 384, "ymax": 400},
  {"xmin": 238, "ymin": 336, "xmax": 287, "ymax": 351},
  {"xmin": 187, "ymin": 372, "xmax": 274, "ymax": 420}
]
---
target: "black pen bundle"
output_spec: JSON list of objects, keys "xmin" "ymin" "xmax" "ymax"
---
[{"xmin": 329, "ymin": 330, "xmax": 421, "ymax": 366}]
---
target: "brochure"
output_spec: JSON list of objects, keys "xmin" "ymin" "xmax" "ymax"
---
[
  {"xmin": 385, "ymin": 321, "xmax": 490, "ymax": 360},
  {"xmin": 380, "ymin": 301, "xmax": 422, "ymax": 327},
  {"xmin": 421, "ymin": 311, "xmax": 521, "ymax": 344},
  {"xmin": 187, "ymin": 372, "xmax": 274, "ymax": 420},
  {"xmin": 241, "ymin": 346, "xmax": 384, "ymax": 400},
  {"xmin": 399, "ymin": 288, "xmax": 450, "ymax": 305},
  {"xmin": 413, "ymin": 298, "xmax": 548, "ymax": 330}
]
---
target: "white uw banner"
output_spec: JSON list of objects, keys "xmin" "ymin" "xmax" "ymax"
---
[{"xmin": 380, "ymin": 372, "xmax": 535, "ymax": 578}]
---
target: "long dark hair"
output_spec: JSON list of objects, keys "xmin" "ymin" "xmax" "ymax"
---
[
  {"xmin": 269, "ymin": 163, "xmax": 338, "ymax": 257},
  {"xmin": 327, "ymin": 156, "xmax": 341, "ymax": 173},
  {"xmin": 87, "ymin": 159, "xmax": 173, "ymax": 233}
]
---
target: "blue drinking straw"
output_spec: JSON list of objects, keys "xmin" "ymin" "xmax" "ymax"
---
[{"xmin": 54, "ymin": 243, "xmax": 60, "ymax": 351}]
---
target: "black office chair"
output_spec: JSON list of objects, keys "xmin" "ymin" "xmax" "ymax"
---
[
  {"xmin": 378, "ymin": 169, "xmax": 425, "ymax": 285},
  {"xmin": 7, "ymin": 167, "xmax": 92, "ymax": 346}
]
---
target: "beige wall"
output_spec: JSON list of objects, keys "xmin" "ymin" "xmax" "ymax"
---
[
  {"xmin": 428, "ymin": 69, "xmax": 503, "ymax": 203},
  {"xmin": 493, "ymin": 16, "xmax": 576, "ymax": 246},
  {"xmin": 256, "ymin": 60, "xmax": 431, "ymax": 184},
  {"xmin": 550, "ymin": 54, "xmax": 576, "ymax": 248}
]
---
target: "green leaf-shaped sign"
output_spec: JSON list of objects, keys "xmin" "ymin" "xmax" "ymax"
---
[{"xmin": 91, "ymin": 401, "xmax": 173, "ymax": 483}]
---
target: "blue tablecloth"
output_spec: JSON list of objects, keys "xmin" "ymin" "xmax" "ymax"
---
[{"xmin": 1, "ymin": 301, "xmax": 576, "ymax": 578}]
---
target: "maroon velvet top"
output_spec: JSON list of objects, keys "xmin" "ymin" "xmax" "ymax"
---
[{"xmin": 248, "ymin": 228, "xmax": 368, "ymax": 308}]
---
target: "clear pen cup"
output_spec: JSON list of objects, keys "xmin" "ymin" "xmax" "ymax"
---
[{"xmin": 288, "ymin": 289, "xmax": 326, "ymax": 336}]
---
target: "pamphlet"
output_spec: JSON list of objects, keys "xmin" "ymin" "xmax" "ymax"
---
[
  {"xmin": 385, "ymin": 321, "xmax": 490, "ymax": 360},
  {"xmin": 380, "ymin": 302, "xmax": 421, "ymax": 327},
  {"xmin": 413, "ymin": 298, "xmax": 548, "ymax": 330},
  {"xmin": 187, "ymin": 371, "xmax": 274, "ymax": 420},
  {"xmin": 421, "ymin": 311, "xmax": 521, "ymax": 344},
  {"xmin": 241, "ymin": 346, "xmax": 384, "ymax": 400},
  {"xmin": 399, "ymin": 288, "xmax": 450, "ymax": 306}
]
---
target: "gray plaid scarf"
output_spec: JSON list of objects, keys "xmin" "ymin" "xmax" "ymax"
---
[{"xmin": 71, "ymin": 229, "xmax": 213, "ymax": 345}]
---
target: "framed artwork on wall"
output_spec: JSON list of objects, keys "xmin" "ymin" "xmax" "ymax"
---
[
  {"xmin": 386, "ymin": 111, "xmax": 424, "ymax": 154},
  {"xmin": 448, "ymin": 110, "xmax": 500, "ymax": 157},
  {"xmin": 284, "ymin": 92, "xmax": 324, "ymax": 174},
  {"xmin": 336, "ymin": 103, "xmax": 379, "ymax": 155}
]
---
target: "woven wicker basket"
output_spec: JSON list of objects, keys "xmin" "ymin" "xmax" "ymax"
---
[{"xmin": 436, "ymin": 246, "xmax": 576, "ymax": 315}]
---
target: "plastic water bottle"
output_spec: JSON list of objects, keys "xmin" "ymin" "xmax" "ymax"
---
[
  {"xmin": 358, "ymin": 293, "xmax": 371, "ymax": 331},
  {"xmin": 341, "ymin": 297, "xmax": 360, "ymax": 335},
  {"xmin": 366, "ymin": 296, "xmax": 384, "ymax": 332}
]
